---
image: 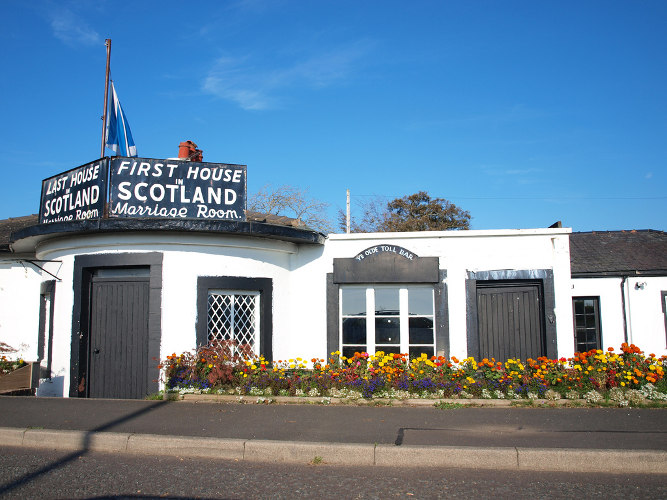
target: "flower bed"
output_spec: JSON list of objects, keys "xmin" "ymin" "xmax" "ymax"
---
[
  {"xmin": 160, "ymin": 342, "xmax": 667, "ymax": 406},
  {"xmin": 0, "ymin": 355, "xmax": 26, "ymax": 376}
]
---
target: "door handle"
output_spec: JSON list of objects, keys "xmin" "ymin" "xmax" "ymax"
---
[{"xmin": 93, "ymin": 348, "xmax": 100, "ymax": 354}]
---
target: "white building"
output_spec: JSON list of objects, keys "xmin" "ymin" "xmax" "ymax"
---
[{"xmin": 0, "ymin": 158, "xmax": 665, "ymax": 399}]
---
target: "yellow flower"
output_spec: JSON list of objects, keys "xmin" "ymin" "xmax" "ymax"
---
[{"xmin": 208, "ymin": 364, "xmax": 213, "ymax": 368}]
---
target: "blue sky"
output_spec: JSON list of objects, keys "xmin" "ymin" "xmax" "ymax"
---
[{"xmin": 1, "ymin": 0, "xmax": 665, "ymax": 232}]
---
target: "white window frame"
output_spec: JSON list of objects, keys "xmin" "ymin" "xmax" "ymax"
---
[{"xmin": 339, "ymin": 285, "xmax": 435, "ymax": 357}]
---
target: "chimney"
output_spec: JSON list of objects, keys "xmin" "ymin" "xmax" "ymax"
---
[{"xmin": 178, "ymin": 140, "xmax": 203, "ymax": 162}]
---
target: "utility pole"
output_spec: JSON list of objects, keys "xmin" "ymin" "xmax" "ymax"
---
[
  {"xmin": 100, "ymin": 39, "xmax": 111, "ymax": 158},
  {"xmin": 346, "ymin": 189, "xmax": 351, "ymax": 234}
]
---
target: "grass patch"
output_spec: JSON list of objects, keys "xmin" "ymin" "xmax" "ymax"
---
[{"xmin": 434, "ymin": 402, "xmax": 464, "ymax": 410}]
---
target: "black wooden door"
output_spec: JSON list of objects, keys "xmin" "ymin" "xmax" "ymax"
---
[
  {"xmin": 476, "ymin": 282, "xmax": 545, "ymax": 361},
  {"xmin": 88, "ymin": 276, "xmax": 150, "ymax": 399}
]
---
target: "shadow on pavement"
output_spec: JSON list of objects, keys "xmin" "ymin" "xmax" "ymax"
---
[{"xmin": 0, "ymin": 400, "xmax": 168, "ymax": 496}]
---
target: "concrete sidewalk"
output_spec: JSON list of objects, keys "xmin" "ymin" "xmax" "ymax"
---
[{"xmin": 0, "ymin": 396, "xmax": 665, "ymax": 473}]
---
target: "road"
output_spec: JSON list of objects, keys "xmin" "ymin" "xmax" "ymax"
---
[
  {"xmin": 0, "ymin": 446, "xmax": 664, "ymax": 499},
  {"xmin": 1, "ymin": 397, "xmax": 665, "ymax": 450}
]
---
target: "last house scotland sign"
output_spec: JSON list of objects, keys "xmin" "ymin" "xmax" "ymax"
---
[{"xmin": 40, "ymin": 160, "xmax": 107, "ymax": 224}]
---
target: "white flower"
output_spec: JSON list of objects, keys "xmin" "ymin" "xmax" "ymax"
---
[
  {"xmin": 584, "ymin": 390, "xmax": 603, "ymax": 403},
  {"xmin": 544, "ymin": 389, "xmax": 561, "ymax": 401}
]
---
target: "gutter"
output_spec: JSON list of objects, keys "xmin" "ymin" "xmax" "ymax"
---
[{"xmin": 620, "ymin": 276, "xmax": 629, "ymax": 344}]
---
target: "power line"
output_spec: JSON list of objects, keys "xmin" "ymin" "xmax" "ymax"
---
[{"xmin": 350, "ymin": 194, "xmax": 667, "ymax": 201}]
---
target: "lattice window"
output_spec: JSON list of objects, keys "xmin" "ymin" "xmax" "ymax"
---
[{"xmin": 207, "ymin": 291, "xmax": 260, "ymax": 354}]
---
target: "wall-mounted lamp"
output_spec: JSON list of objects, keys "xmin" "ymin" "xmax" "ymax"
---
[{"xmin": 635, "ymin": 282, "xmax": 647, "ymax": 290}]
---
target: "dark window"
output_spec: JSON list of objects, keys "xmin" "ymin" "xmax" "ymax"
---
[
  {"xmin": 196, "ymin": 277, "xmax": 273, "ymax": 361},
  {"xmin": 340, "ymin": 286, "xmax": 435, "ymax": 358},
  {"xmin": 572, "ymin": 297, "xmax": 602, "ymax": 352}
]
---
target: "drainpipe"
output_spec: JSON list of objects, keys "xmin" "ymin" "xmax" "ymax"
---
[{"xmin": 620, "ymin": 276, "xmax": 629, "ymax": 344}]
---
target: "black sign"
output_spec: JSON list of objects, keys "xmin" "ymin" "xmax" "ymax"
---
[
  {"xmin": 354, "ymin": 245, "xmax": 417, "ymax": 262},
  {"xmin": 39, "ymin": 159, "xmax": 107, "ymax": 224},
  {"xmin": 108, "ymin": 157, "xmax": 247, "ymax": 221}
]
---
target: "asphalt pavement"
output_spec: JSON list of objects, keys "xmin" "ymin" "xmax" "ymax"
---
[{"xmin": 0, "ymin": 396, "xmax": 665, "ymax": 473}]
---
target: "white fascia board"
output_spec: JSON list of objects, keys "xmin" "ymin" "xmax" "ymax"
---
[{"xmin": 327, "ymin": 227, "xmax": 572, "ymax": 241}]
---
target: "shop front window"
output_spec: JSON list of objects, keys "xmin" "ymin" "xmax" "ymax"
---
[{"xmin": 340, "ymin": 286, "xmax": 434, "ymax": 359}]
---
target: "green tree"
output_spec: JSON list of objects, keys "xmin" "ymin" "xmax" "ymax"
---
[
  {"xmin": 382, "ymin": 191, "xmax": 470, "ymax": 231},
  {"xmin": 339, "ymin": 191, "xmax": 470, "ymax": 232}
]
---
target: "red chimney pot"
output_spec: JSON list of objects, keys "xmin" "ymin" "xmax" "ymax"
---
[{"xmin": 178, "ymin": 140, "xmax": 202, "ymax": 161}]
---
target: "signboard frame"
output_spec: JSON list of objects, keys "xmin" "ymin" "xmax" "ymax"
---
[
  {"xmin": 39, "ymin": 159, "xmax": 108, "ymax": 224},
  {"xmin": 108, "ymin": 157, "xmax": 247, "ymax": 221}
]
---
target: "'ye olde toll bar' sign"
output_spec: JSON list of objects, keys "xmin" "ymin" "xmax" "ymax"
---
[
  {"xmin": 39, "ymin": 157, "xmax": 247, "ymax": 224},
  {"xmin": 109, "ymin": 158, "xmax": 246, "ymax": 220},
  {"xmin": 40, "ymin": 160, "xmax": 107, "ymax": 224}
]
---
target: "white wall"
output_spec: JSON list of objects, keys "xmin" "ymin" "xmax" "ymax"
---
[
  {"xmin": 21, "ymin": 224, "xmax": 667, "ymax": 399},
  {"xmin": 571, "ymin": 276, "xmax": 667, "ymax": 357},
  {"xmin": 34, "ymin": 232, "xmax": 300, "ymax": 395},
  {"xmin": 296, "ymin": 228, "xmax": 573, "ymax": 361},
  {"xmin": 627, "ymin": 276, "xmax": 667, "ymax": 356},
  {"xmin": 0, "ymin": 256, "xmax": 42, "ymax": 361}
]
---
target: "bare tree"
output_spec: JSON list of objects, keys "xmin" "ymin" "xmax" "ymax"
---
[
  {"xmin": 248, "ymin": 184, "xmax": 332, "ymax": 233},
  {"xmin": 337, "ymin": 196, "xmax": 388, "ymax": 233}
]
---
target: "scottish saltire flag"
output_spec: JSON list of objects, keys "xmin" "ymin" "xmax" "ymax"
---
[{"xmin": 105, "ymin": 82, "xmax": 137, "ymax": 157}]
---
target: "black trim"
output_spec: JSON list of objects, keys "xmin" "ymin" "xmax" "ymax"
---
[
  {"xmin": 435, "ymin": 270, "xmax": 449, "ymax": 358},
  {"xmin": 662, "ymin": 291, "xmax": 667, "ymax": 349},
  {"xmin": 11, "ymin": 218, "xmax": 325, "ymax": 248},
  {"xmin": 466, "ymin": 269, "xmax": 557, "ymax": 360},
  {"xmin": 326, "ymin": 273, "xmax": 339, "ymax": 360},
  {"xmin": 572, "ymin": 270, "xmax": 667, "ymax": 278},
  {"xmin": 333, "ymin": 253, "xmax": 439, "ymax": 283},
  {"xmin": 70, "ymin": 252, "xmax": 163, "ymax": 398},
  {"xmin": 196, "ymin": 277, "xmax": 273, "ymax": 361}
]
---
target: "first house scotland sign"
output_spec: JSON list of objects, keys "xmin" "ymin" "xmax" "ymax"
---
[
  {"xmin": 39, "ymin": 157, "xmax": 247, "ymax": 224},
  {"xmin": 108, "ymin": 158, "xmax": 246, "ymax": 220}
]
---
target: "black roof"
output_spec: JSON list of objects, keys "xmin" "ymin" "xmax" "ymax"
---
[
  {"xmin": 0, "ymin": 215, "xmax": 38, "ymax": 252},
  {"xmin": 0, "ymin": 211, "xmax": 321, "ymax": 253},
  {"xmin": 570, "ymin": 230, "xmax": 667, "ymax": 277}
]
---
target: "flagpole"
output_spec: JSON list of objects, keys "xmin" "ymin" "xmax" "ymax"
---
[{"xmin": 100, "ymin": 39, "xmax": 111, "ymax": 158}]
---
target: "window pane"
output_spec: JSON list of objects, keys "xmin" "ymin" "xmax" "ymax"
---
[
  {"xmin": 408, "ymin": 287, "xmax": 433, "ymax": 315},
  {"xmin": 342, "ymin": 345, "xmax": 365, "ymax": 359},
  {"xmin": 409, "ymin": 317, "xmax": 434, "ymax": 344},
  {"xmin": 376, "ymin": 345, "xmax": 401, "ymax": 355},
  {"xmin": 409, "ymin": 346, "xmax": 434, "ymax": 360},
  {"xmin": 342, "ymin": 318, "xmax": 366, "ymax": 344},
  {"xmin": 375, "ymin": 317, "xmax": 399, "ymax": 344},
  {"xmin": 342, "ymin": 288, "xmax": 366, "ymax": 316},
  {"xmin": 574, "ymin": 300, "xmax": 584, "ymax": 314},
  {"xmin": 375, "ymin": 288, "xmax": 399, "ymax": 315}
]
